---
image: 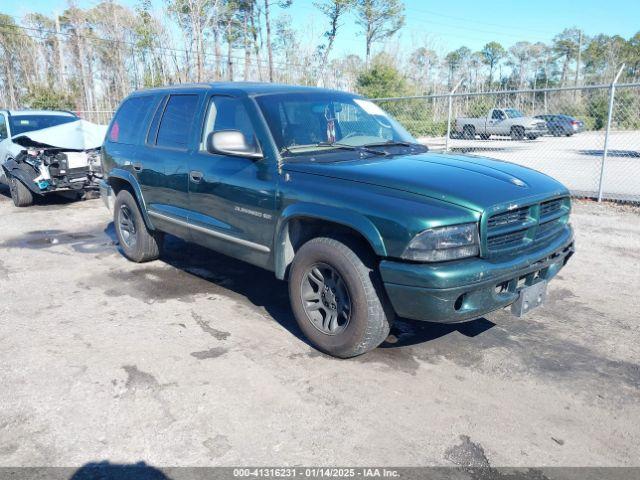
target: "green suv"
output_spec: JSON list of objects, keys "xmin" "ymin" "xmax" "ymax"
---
[{"xmin": 100, "ymin": 83, "xmax": 574, "ymax": 358}]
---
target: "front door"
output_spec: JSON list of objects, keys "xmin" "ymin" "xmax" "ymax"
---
[{"xmin": 187, "ymin": 95, "xmax": 278, "ymax": 268}]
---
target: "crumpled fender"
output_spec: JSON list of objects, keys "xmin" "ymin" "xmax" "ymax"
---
[{"xmin": 3, "ymin": 158, "xmax": 40, "ymax": 194}]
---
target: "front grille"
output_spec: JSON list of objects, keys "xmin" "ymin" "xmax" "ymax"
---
[
  {"xmin": 540, "ymin": 198, "xmax": 563, "ymax": 219},
  {"xmin": 487, "ymin": 206, "xmax": 529, "ymax": 228},
  {"xmin": 485, "ymin": 197, "xmax": 569, "ymax": 256},
  {"xmin": 488, "ymin": 230, "xmax": 527, "ymax": 249}
]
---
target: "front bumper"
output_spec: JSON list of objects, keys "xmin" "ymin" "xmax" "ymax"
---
[
  {"xmin": 380, "ymin": 227, "xmax": 574, "ymax": 323},
  {"xmin": 99, "ymin": 179, "xmax": 114, "ymax": 212}
]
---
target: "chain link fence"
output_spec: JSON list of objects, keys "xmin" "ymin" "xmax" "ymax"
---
[
  {"xmin": 373, "ymin": 81, "xmax": 640, "ymax": 203},
  {"xmin": 77, "ymin": 81, "xmax": 640, "ymax": 203}
]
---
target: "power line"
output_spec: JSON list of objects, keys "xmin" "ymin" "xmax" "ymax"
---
[{"xmin": 0, "ymin": 21, "xmax": 319, "ymax": 71}]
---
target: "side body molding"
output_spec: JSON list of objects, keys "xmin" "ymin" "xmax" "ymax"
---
[
  {"xmin": 107, "ymin": 168, "xmax": 155, "ymax": 230},
  {"xmin": 273, "ymin": 202, "xmax": 387, "ymax": 280}
]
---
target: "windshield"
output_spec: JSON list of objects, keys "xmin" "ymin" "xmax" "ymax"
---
[
  {"xmin": 254, "ymin": 92, "xmax": 416, "ymax": 156},
  {"xmin": 504, "ymin": 109, "xmax": 524, "ymax": 119},
  {"xmin": 9, "ymin": 114, "xmax": 77, "ymax": 136}
]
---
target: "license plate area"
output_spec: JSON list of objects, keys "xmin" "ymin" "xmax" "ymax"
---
[{"xmin": 511, "ymin": 281, "xmax": 547, "ymax": 317}]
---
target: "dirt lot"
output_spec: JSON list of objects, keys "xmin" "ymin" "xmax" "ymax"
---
[{"xmin": 0, "ymin": 187, "xmax": 639, "ymax": 468}]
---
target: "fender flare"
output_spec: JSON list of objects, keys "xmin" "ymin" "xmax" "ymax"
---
[
  {"xmin": 3, "ymin": 159, "xmax": 41, "ymax": 194},
  {"xmin": 107, "ymin": 168, "xmax": 155, "ymax": 229},
  {"xmin": 273, "ymin": 202, "xmax": 387, "ymax": 280}
]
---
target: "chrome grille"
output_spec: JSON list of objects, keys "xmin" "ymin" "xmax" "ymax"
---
[
  {"xmin": 487, "ymin": 206, "xmax": 529, "ymax": 228},
  {"xmin": 488, "ymin": 230, "xmax": 527, "ymax": 249},
  {"xmin": 540, "ymin": 198, "xmax": 563, "ymax": 218},
  {"xmin": 485, "ymin": 197, "xmax": 569, "ymax": 256}
]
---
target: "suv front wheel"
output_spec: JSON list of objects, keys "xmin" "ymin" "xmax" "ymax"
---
[
  {"xmin": 114, "ymin": 189, "xmax": 163, "ymax": 262},
  {"xmin": 288, "ymin": 237, "xmax": 393, "ymax": 358}
]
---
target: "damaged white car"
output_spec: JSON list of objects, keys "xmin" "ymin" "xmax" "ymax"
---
[{"xmin": 0, "ymin": 110, "xmax": 107, "ymax": 207}]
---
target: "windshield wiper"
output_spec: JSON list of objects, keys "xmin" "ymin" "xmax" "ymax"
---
[
  {"xmin": 362, "ymin": 140, "xmax": 425, "ymax": 148},
  {"xmin": 281, "ymin": 142, "xmax": 387, "ymax": 157}
]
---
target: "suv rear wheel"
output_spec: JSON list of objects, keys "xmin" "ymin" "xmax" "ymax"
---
[
  {"xmin": 114, "ymin": 189, "xmax": 163, "ymax": 262},
  {"xmin": 8, "ymin": 175, "xmax": 34, "ymax": 207},
  {"xmin": 288, "ymin": 237, "xmax": 393, "ymax": 358}
]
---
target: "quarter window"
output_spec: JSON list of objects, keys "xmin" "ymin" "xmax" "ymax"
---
[
  {"xmin": 156, "ymin": 94, "xmax": 199, "ymax": 149},
  {"xmin": 108, "ymin": 95, "xmax": 156, "ymax": 144}
]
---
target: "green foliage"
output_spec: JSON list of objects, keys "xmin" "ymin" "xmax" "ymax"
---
[
  {"xmin": 22, "ymin": 85, "xmax": 76, "ymax": 110},
  {"xmin": 379, "ymin": 99, "xmax": 447, "ymax": 138},
  {"xmin": 467, "ymin": 97, "xmax": 494, "ymax": 117},
  {"xmin": 355, "ymin": 58, "xmax": 408, "ymax": 98}
]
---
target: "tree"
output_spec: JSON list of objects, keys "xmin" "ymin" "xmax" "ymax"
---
[
  {"xmin": 264, "ymin": 0, "xmax": 292, "ymax": 82},
  {"xmin": 508, "ymin": 41, "xmax": 533, "ymax": 89},
  {"xmin": 552, "ymin": 28, "xmax": 582, "ymax": 86},
  {"xmin": 355, "ymin": 54, "xmax": 407, "ymax": 98},
  {"xmin": 480, "ymin": 41, "xmax": 505, "ymax": 88},
  {"xmin": 444, "ymin": 46, "xmax": 470, "ymax": 88},
  {"xmin": 355, "ymin": 0, "xmax": 404, "ymax": 64},
  {"xmin": 315, "ymin": 0, "xmax": 354, "ymax": 82},
  {"xmin": 409, "ymin": 47, "xmax": 437, "ymax": 93},
  {"xmin": 624, "ymin": 32, "xmax": 640, "ymax": 80},
  {"xmin": 22, "ymin": 84, "xmax": 75, "ymax": 109}
]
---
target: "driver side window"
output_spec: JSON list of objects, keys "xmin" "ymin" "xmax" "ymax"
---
[{"xmin": 201, "ymin": 96, "xmax": 257, "ymax": 151}]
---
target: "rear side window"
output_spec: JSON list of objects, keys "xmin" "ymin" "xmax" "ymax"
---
[
  {"xmin": 156, "ymin": 94, "xmax": 199, "ymax": 149},
  {"xmin": 108, "ymin": 95, "xmax": 156, "ymax": 145}
]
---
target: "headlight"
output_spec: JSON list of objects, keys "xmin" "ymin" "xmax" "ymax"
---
[{"xmin": 402, "ymin": 223, "xmax": 479, "ymax": 262}]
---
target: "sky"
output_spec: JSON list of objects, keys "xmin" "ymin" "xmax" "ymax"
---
[{"xmin": 6, "ymin": 0, "xmax": 640, "ymax": 59}]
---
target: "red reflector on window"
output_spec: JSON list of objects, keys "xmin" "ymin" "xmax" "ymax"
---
[{"xmin": 109, "ymin": 121, "xmax": 120, "ymax": 141}]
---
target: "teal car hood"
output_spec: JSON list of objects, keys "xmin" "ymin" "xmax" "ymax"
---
[{"xmin": 283, "ymin": 153, "xmax": 569, "ymax": 212}]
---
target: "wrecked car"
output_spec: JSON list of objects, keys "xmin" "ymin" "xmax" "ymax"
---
[{"xmin": 0, "ymin": 110, "xmax": 107, "ymax": 207}]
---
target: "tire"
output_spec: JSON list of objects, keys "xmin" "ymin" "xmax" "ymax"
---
[
  {"xmin": 462, "ymin": 125, "xmax": 476, "ymax": 140},
  {"xmin": 113, "ymin": 189, "xmax": 163, "ymax": 262},
  {"xmin": 510, "ymin": 126, "xmax": 525, "ymax": 140},
  {"xmin": 288, "ymin": 237, "xmax": 393, "ymax": 358},
  {"xmin": 8, "ymin": 175, "xmax": 34, "ymax": 207}
]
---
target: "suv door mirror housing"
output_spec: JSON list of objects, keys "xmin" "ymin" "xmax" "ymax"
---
[{"xmin": 206, "ymin": 130, "xmax": 263, "ymax": 159}]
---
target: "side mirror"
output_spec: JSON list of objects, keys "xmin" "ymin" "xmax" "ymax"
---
[{"xmin": 206, "ymin": 130, "xmax": 263, "ymax": 159}]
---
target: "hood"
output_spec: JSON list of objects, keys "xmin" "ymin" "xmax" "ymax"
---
[
  {"xmin": 283, "ymin": 153, "xmax": 568, "ymax": 212},
  {"xmin": 12, "ymin": 119, "xmax": 108, "ymax": 150}
]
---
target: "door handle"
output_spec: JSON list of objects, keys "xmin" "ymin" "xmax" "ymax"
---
[
  {"xmin": 132, "ymin": 162, "xmax": 143, "ymax": 172},
  {"xmin": 190, "ymin": 170, "xmax": 204, "ymax": 183}
]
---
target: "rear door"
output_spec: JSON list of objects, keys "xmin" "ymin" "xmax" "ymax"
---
[
  {"xmin": 186, "ymin": 94, "xmax": 277, "ymax": 267},
  {"xmin": 141, "ymin": 93, "xmax": 204, "ymax": 240}
]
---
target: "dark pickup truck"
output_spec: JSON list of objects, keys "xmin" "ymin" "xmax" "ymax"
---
[{"xmin": 100, "ymin": 83, "xmax": 574, "ymax": 358}]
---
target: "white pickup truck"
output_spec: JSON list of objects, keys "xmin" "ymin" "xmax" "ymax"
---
[{"xmin": 456, "ymin": 108, "xmax": 547, "ymax": 140}]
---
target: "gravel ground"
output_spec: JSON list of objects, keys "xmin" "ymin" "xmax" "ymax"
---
[{"xmin": 0, "ymin": 187, "xmax": 639, "ymax": 468}]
